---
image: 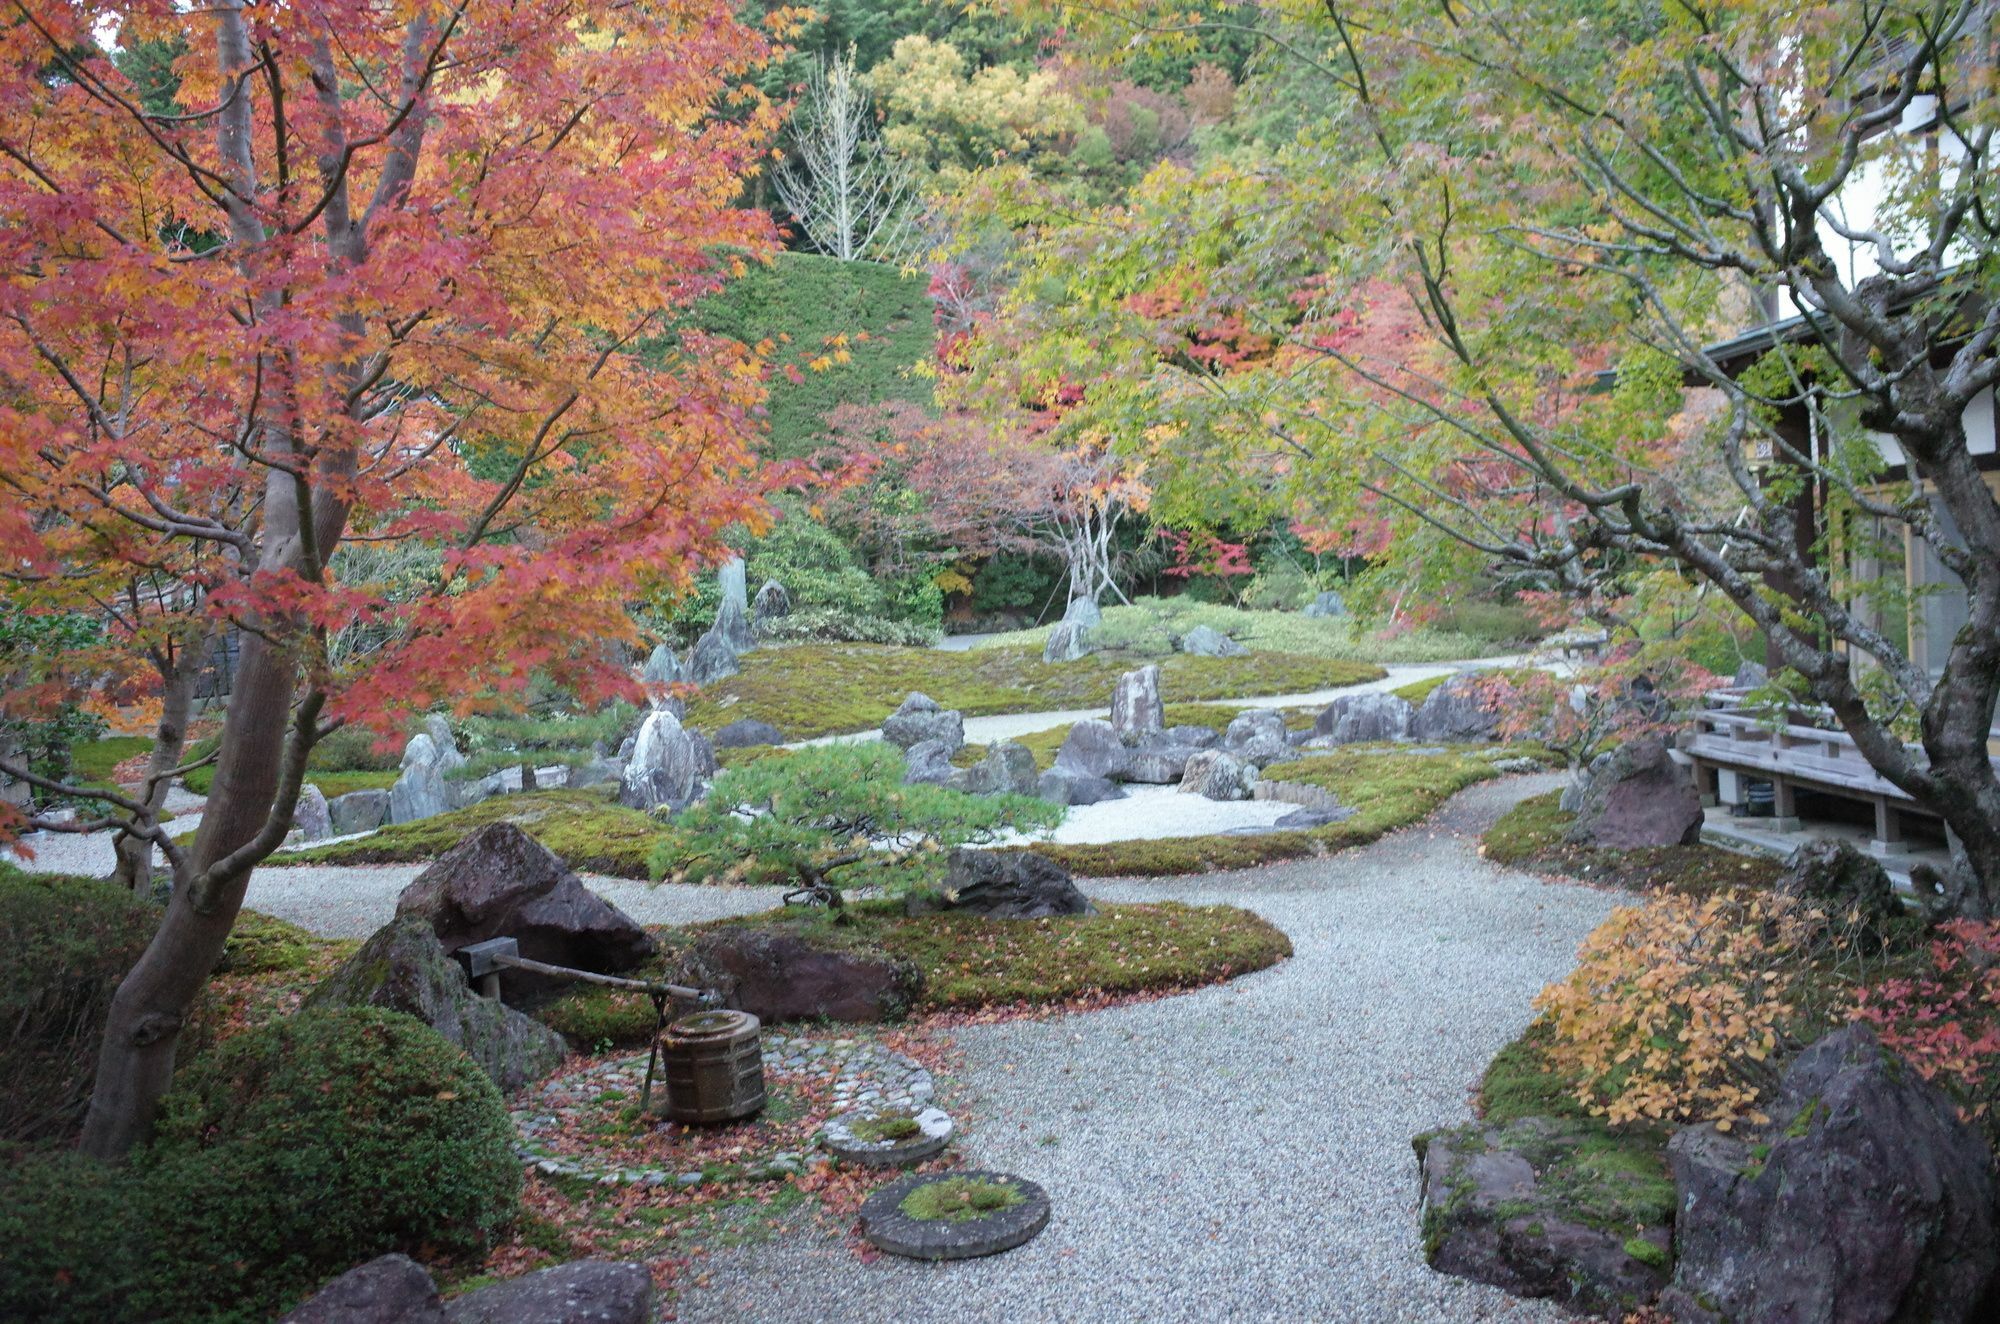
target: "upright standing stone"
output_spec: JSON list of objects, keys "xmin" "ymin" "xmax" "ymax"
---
[
  {"xmin": 618, "ymin": 706, "xmax": 716, "ymax": 812},
  {"xmin": 389, "ymin": 732, "xmax": 450, "ymax": 824},
  {"xmin": 421, "ymin": 714, "xmax": 466, "ymax": 774},
  {"xmin": 641, "ymin": 643, "xmax": 682, "ymax": 686},
  {"xmin": 293, "ymin": 783, "xmax": 333, "ymax": 841},
  {"xmin": 1111, "ymin": 665, "xmax": 1165, "ymax": 742},
  {"xmin": 752, "ymin": 580, "xmax": 792, "ymax": 634},
  {"xmin": 1302, "ymin": 590, "xmax": 1347, "ymax": 618}
]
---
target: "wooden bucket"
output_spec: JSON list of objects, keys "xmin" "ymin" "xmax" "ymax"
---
[{"xmin": 657, "ymin": 1009, "xmax": 766, "ymax": 1124}]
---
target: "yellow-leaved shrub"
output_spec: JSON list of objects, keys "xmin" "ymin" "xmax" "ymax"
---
[{"xmin": 1534, "ymin": 889, "xmax": 1825, "ymax": 1127}]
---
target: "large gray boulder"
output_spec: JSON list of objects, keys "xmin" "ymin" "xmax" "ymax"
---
[
  {"xmin": 882, "ymin": 692, "xmax": 964, "ymax": 753},
  {"xmin": 388, "ymin": 732, "xmax": 451, "ymax": 824},
  {"xmin": 1661, "ymin": 1025, "xmax": 1999, "ymax": 1324},
  {"xmin": 950, "ymin": 741, "xmax": 1038, "ymax": 797},
  {"xmin": 686, "ymin": 627, "xmax": 740, "ymax": 685},
  {"xmin": 1122, "ymin": 731, "xmax": 1206, "ymax": 785},
  {"xmin": 328, "ymin": 787, "xmax": 390, "ymax": 836},
  {"xmin": 1036, "ymin": 768, "xmax": 1126, "ymax": 806},
  {"xmin": 1408, "ymin": 673, "xmax": 1501, "ymax": 742},
  {"xmin": 1303, "ymin": 589, "xmax": 1346, "ymax": 618},
  {"xmin": 901, "ymin": 738, "xmax": 957, "ymax": 787},
  {"xmin": 1042, "ymin": 618, "xmax": 1096, "ymax": 664},
  {"xmin": 1179, "ymin": 749, "xmax": 1256, "ymax": 801},
  {"xmin": 939, "ymin": 849, "xmax": 1092, "ymax": 918},
  {"xmin": 304, "ymin": 917, "xmax": 567, "ymax": 1091},
  {"xmin": 640, "ymin": 642, "xmax": 682, "ymax": 686},
  {"xmin": 1179, "ymin": 623, "xmax": 1247, "ymax": 657},
  {"xmin": 1565, "ymin": 735, "xmax": 1702, "ymax": 848},
  {"xmin": 1223, "ymin": 709, "xmax": 1291, "ymax": 767},
  {"xmin": 1417, "ymin": 1117, "xmax": 1673, "ymax": 1315},
  {"xmin": 1313, "ymin": 692, "xmax": 1414, "ymax": 744},
  {"xmin": 1052, "ymin": 718, "xmax": 1130, "ymax": 780},
  {"xmin": 293, "ymin": 783, "xmax": 333, "ymax": 842},
  {"xmin": 751, "ymin": 579, "xmax": 791, "ymax": 633},
  {"xmin": 1111, "ymin": 665, "xmax": 1165, "ymax": 742},
  {"xmin": 445, "ymin": 1260, "xmax": 654, "ymax": 1324},
  {"xmin": 395, "ymin": 822, "xmax": 655, "ymax": 1000},
  {"xmin": 1060, "ymin": 595, "xmax": 1102, "ymax": 631},
  {"xmin": 281, "ymin": 1254, "xmax": 444, "ymax": 1324},
  {"xmin": 617, "ymin": 706, "xmax": 715, "ymax": 812},
  {"xmin": 421, "ymin": 714, "xmax": 466, "ymax": 774}
]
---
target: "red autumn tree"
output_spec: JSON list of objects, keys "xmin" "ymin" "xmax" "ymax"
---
[{"xmin": 0, "ymin": 0, "xmax": 781, "ymax": 1158}]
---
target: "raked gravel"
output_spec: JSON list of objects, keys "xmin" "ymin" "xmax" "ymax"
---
[{"xmin": 674, "ymin": 773, "xmax": 1621, "ymax": 1324}]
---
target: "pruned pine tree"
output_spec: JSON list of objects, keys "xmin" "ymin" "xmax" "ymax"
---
[{"xmin": 775, "ymin": 49, "xmax": 922, "ymax": 265}]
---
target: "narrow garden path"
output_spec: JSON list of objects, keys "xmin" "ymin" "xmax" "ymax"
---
[{"xmin": 676, "ymin": 774, "xmax": 1622, "ymax": 1324}]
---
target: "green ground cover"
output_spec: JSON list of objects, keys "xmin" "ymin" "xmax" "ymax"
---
[
  {"xmin": 281, "ymin": 788, "xmax": 669, "ymax": 878},
  {"xmin": 681, "ymin": 642, "xmax": 1382, "ymax": 740},
  {"xmin": 1482, "ymin": 789, "xmax": 1781, "ymax": 894}
]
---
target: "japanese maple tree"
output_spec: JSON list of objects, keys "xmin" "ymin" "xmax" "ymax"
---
[{"xmin": 0, "ymin": 0, "xmax": 781, "ymax": 1157}]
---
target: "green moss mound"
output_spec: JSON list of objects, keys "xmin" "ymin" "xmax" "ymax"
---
[
  {"xmin": 680, "ymin": 642, "xmax": 1382, "ymax": 741},
  {"xmin": 138, "ymin": 1007, "xmax": 520, "ymax": 1320},
  {"xmin": 0, "ymin": 865, "xmax": 159, "ymax": 1143},
  {"xmin": 214, "ymin": 908, "xmax": 321, "ymax": 976},
  {"xmin": 900, "ymin": 1175, "xmax": 1025, "ymax": 1222}
]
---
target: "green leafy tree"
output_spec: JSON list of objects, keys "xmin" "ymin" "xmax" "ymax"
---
[{"xmin": 656, "ymin": 743, "xmax": 1061, "ymax": 909}]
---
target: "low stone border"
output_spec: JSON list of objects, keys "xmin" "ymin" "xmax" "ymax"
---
[
  {"xmin": 821, "ymin": 1106, "xmax": 954, "ymax": 1168},
  {"xmin": 513, "ymin": 1032, "xmax": 933, "ymax": 1188},
  {"xmin": 860, "ymin": 1170, "xmax": 1051, "ymax": 1261}
]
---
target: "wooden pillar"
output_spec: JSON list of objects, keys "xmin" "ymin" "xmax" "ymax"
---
[
  {"xmin": 1871, "ymin": 798, "xmax": 1909, "ymax": 857},
  {"xmin": 1769, "ymin": 777, "xmax": 1803, "ymax": 832}
]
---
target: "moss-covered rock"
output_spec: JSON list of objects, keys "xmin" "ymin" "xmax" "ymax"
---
[
  {"xmin": 304, "ymin": 917, "xmax": 567, "ymax": 1091},
  {"xmin": 1414, "ymin": 1115, "xmax": 1674, "ymax": 1315}
]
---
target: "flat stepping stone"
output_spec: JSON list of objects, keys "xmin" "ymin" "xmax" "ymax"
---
[
  {"xmin": 821, "ymin": 1106, "xmax": 953, "ymax": 1168},
  {"xmin": 860, "ymin": 1170, "xmax": 1050, "ymax": 1261}
]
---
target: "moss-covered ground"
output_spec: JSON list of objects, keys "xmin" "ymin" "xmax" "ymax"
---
[
  {"xmin": 899, "ymin": 1175, "xmax": 1024, "ymax": 1222},
  {"xmin": 538, "ymin": 899, "xmax": 1293, "ymax": 1045},
  {"xmin": 680, "ymin": 642, "xmax": 1381, "ymax": 741},
  {"xmin": 1482, "ymin": 789, "xmax": 1782, "ymax": 895}
]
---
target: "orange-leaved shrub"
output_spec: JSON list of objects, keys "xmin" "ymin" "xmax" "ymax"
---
[{"xmin": 1534, "ymin": 889, "xmax": 1826, "ymax": 1127}]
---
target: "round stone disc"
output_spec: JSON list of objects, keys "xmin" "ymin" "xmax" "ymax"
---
[
  {"xmin": 820, "ymin": 1106, "xmax": 953, "ymax": 1168},
  {"xmin": 859, "ymin": 1170, "xmax": 1050, "ymax": 1261}
]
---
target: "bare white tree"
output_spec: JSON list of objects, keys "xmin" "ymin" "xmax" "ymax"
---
[{"xmin": 774, "ymin": 48, "xmax": 921, "ymax": 265}]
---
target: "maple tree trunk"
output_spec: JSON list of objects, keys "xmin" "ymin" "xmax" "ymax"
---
[
  {"xmin": 110, "ymin": 648, "xmax": 200, "ymax": 895},
  {"xmin": 79, "ymin": 636, "xmax": 299, "ymax": 1159}
]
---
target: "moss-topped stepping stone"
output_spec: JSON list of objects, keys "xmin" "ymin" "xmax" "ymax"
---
[
  {"xmin": 860, "ymin": 1170, "xmax": 1050, "ymax": 1260},
  {"xmin": 820, "ymin": 1105, "xmax": 953, "ymax": 1168}
]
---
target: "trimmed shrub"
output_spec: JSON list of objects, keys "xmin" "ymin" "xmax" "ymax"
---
[
  {"xmin": 136, "ymin": 1007, "xmax": 521, "ymax": 1320},
  {"xmin": 0, "ymin": 865, "xmax": 158, "ymax": 1143},
  {"xmin": 0, "ymin": 1149, "xmax": 141, "ymax": 1323}
]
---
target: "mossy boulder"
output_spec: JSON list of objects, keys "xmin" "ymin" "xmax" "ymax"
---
[
  {"xmin": 687, "ymin": 924, "xmax": 922, "ymax": 1022},
  {"xmin": 1414, "ymin": 1116, "xmax": 1674, "ymax": 1315},
  {"xmin": 305, "ymin": 917, "xmax": 567, "ymax": 1091}
]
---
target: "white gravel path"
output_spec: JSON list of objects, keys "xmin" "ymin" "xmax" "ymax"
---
[{"xmin": 674, "ymin": 774, "xmax": 1621, "ymax": 1324}]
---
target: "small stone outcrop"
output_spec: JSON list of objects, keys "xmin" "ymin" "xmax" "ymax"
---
[
  {"xmin": 1313, "ymin": 692, "xmax": 1414, "ymax": 744},
  {"xmin": 1042, "ymin": 618, "xmax": 1096, "ymax": 664},
  {"xmin": 280, "ymin": 1254, "xmax": 444, "ymax": 1324},
  {"xmin": 395, "ymin": 822, "xmax": 655, "ymax": 999},
  {"xmin": 1179, "ymin": 749, "xmax": 1257, "ymax": 801},
  {"xmin": 686, "ymin": 629, "xmax": 740, "ymax": 685},
  {"xmin": 1416, "ymin": 1117, "xmax": 1674, "ymax": 1316},
  {"xmin": 1303, "ymin": 590, "xmax": 1346, "ymax": 618},
  {"xmin": 328, "ymin": 787, "xmax": 390, "ymax": 836},
  {"xmin": 712, "ymin": 717, "xmax": 784, "ymax": 749},
  {"xmin": 389, "ymin": 732, "xmax": 451, "ymax": 825},
  {"xmin": 689, "ymin": 927, "xmax": 921, "ymax": 1022},
  {"xmin": 1661, "ymin": 1024, "xmax": 1999, "ymax": 1324},
  {"xmin": 640, "ymin": 643, "xmax": 682, "ymax": 686},
  {"xmin": 1223, "ymin": 709, "xmax": 1291, "ymax": 767},
  {"xmin": 303, "ymin": 917, "xmax": 567, "ymax": 1091},
  {"xmin": 882, "ymin": 692, "xmax": 964, "ymax": 753},
  {"xmin": 1179, "ymin": 623, "xmax": 1248, "ymax": 657},
  {"xmin": 1111, "ymin": 665, "xmax": 1165, "ymax": 742},
  {"xmin": 444, "ymin": 1260, "xmax": 652, "ymax": 1324},
  {"xmin": 939, "ymin": 849, "xmax": 1093, "ymax": 918},
  {"xmin": 1051, "ymin": 718, "xmax": 1130, "ymax": 780},
  {"xmin": 1059, "ymin": 596, "xmax": 1102, "ymax": 631},
  {"xmin": 1123, "ymin": 730, "xmax": 1208, "ymax": 784},
  {"xmin": 950, "ymin": 741, "xmax": 1038, "ymax": 797},
  {"xmin": 1564, "ymin": 735, "xmax": 1702, "ymax": 849},
  {"xmin": 1774, "ymin": 840, "xmax": 1906, "ymax": 950},
  {"xmin": 293, "ymin": 783, "xmax": 333, "ymax": 842},
  {"xmin": 751, "ymin": 579, "xmax": 791, "ymax": 633},
  {"xmin": 1036, "ymin": 768, "xmax": 1126, "ymax": 806},
  {"xmin": 617, "ymin": 706, "xmax": 715, "ymax": 812},
  {"xmin": 1407, "ymin": 674, "xmax": 1500, "ymax": 742}
]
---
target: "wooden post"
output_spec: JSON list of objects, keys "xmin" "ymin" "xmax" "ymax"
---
[
  {"xmin": 1871, "ymin": 798, "xmax": 1909, "ymax": 857},
  {"xmin": 1770, "ymin": 778, "xmax": 1803, "ymax": 833}
]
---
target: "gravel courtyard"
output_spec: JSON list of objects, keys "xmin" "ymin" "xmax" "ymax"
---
[{"xmin": 675, "ymin": 774, "xmax": 1622, "ymax": 1323}]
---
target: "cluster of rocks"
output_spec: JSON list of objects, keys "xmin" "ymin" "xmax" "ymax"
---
[
  {"xmin": 283, "ymin": 1255, "xmax": 653, "ymax": 1324},
  {"xmin": 1307, "ymin": 673, "xmax": 1500, "ymax": 748},
  {"xmin": 1040, "ymin": 665, "xmax": 1300, "ymax": 805},
  {"xmin": 1302, "ymin": 589, "xmax": 1347, "ymax": 618},
  {"xmin": 892, "ymin": 693, "xmax": 1041, "ymax": 798}
]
